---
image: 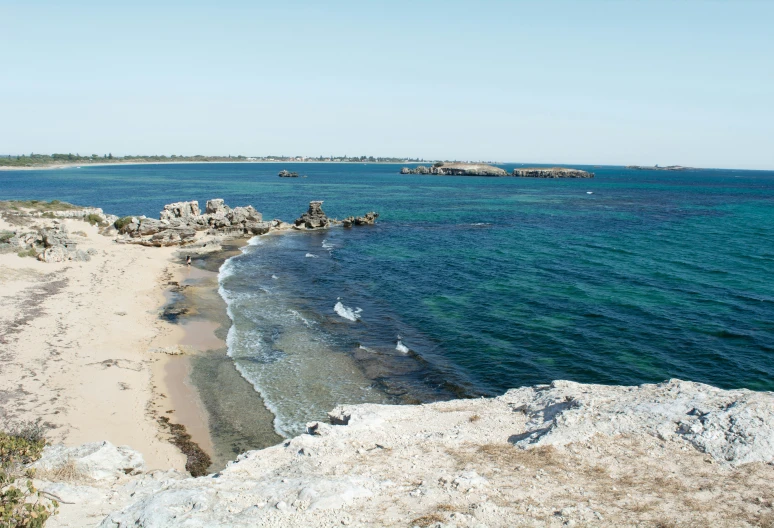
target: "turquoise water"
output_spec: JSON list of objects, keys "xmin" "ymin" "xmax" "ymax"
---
[{"xmin": 4, "ymin": 163, "xmax": 774, "ymax": 435}]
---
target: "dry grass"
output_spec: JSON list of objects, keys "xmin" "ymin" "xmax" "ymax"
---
[
  {"xmin": 410, "ymin": 513, "xmax": 445, "ymax": 527},
  {"xmin": 37, "ymin": 459, "xmax": 83, "ymax": 482},
  {"xmin": 468, "ymin": 414, "xmax": 480, "ymax": 423}
]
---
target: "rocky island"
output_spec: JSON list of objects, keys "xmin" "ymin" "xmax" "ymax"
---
[
  {"xmin": 278, "ymin": 169, "xmax": 299, "ymax": 178},
  {"xmin": 512, "ymin": 167, "xmax": 594, "ymax": 178},
  {"xmin": 400, "ymin": 163, "xmax": 594, "ymax": 178},
  {"xmin": 400, "ymin": 162, "xmax": 508, "ymax": 177},
  {"xmin": 626, "ymin": 165, "xmax": 691, "ymax": 171}
]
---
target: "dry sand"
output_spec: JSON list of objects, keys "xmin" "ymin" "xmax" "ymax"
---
[{"xmin": 0, "ymin": 215, "xmax": 215, "ymax": 471}]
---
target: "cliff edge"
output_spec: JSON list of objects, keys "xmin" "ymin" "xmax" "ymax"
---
[{"xmin": 37, "ymin": 379, "xmax": 774, "ymax": 527}]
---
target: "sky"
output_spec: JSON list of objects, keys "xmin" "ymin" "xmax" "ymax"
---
[{"xmin": 1, "ymin": 0, "xmax": 773, "ymax": 169}]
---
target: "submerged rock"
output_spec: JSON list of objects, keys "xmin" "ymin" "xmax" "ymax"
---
[{"xmin": 342, "ymin": 212, "xmax": 379, "ymax": 227}]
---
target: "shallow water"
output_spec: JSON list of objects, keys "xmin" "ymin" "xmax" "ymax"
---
[{"xmin": 4, "ymin": 163, "xmax": 774, "ymax": 436}]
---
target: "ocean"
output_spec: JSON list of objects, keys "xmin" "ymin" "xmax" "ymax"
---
[{"xmin": 4, "ymin": 162, "xmax": 774, "ymax": 437}]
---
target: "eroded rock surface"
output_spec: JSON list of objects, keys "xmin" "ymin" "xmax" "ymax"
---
[
  {"xmin": 294, "ymin": 201, "xmax": 330, "ymax": 229},
  {"xmin": 512, "ymin": 167, "xmax": 594, "ymax": 178},
  {"xmin": 34, "ymin": 379, "xmax": 774, "ymax": 527}
]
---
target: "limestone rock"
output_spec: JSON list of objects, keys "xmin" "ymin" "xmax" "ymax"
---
[
  {"xmin": 279, "ymin": 170, "xmax": 299, "ymax": 178},
  {"xmin": 343, "ymin": 212, "xmax": 379, "ymax": 227},
  {"xmin": 512, "ymin": 167, "xmax": 594, "ymax": 178},
  {"xmin": 295, "ymin": 201, "xmax": 330, "ymax": 229},
  {"xmin": 141, "ymin": 227, "xmax": 196, "ymax": 247},
  {"xmin": 245, "ymin": 221, "xmax": 272, "ymax": 235},
  {"xmin": 159, "ymin": 201, "xmax": 201, "ymax": 221},
  {"xmin": 38, "ymin": 246, "xmax": 66, "ymax": 263},
  {"xmin": 205, "ymin": 199, "xmax": 229, "ymax": 215},
  {"xmin": 401, "ymin": 163, "xmax": 507, "ymax": 177},
  {"xmin": 34, "ymin": 441, "xmax": 144, "ymax": 480},
  {"xmin": 501, "ymin": 379, "xmax": 774, "ymax": 465}
]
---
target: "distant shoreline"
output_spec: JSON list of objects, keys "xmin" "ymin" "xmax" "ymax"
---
[{"xmin": 0, "ymin": 160, "xmax": 425, "ymax": 171}]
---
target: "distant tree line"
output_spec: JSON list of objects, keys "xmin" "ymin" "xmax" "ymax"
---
[{"xmin": 0, "ymin": 153, "xmax": 427, "ymax": 167}]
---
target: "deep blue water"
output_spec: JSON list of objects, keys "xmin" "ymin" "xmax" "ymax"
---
[{"xmin": 4, "ymin": 163, "xmax": 774, "ymax": 435}]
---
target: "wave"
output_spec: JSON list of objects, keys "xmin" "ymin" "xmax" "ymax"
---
[
  {"xmin": 396, "ymin": 339, "xmax": 410, "ymax": 354},
  {"xmin": 334, "ymin": 300, "xmax": 362, "ymax": 322},
  {"xmin": 305, "ymin": 253, "xmax": 318, "ymax": 258},
  {"xmin": 322, "ymin": 239, "xmax": 335, "ymax": 251}
]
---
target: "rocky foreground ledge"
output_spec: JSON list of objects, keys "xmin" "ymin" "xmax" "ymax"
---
[{"xmin": 35, "ymin": 379, "xmax": 774, "ymax": 527}]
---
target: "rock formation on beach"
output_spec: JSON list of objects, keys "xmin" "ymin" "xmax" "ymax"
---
[
  {"xmin": 32, "ymin": 379, "xmax": 774, "ymax": 527},
  {"xmin": 294, "ymin": 200, "xmax": 330, "ymax": 229},
  {"xmin": 0, "ymin": 201, "xmax": 116, "ymax": 261},
  {"xmin": 512, "ymin": 167, "xmax": 594, "ymax": 178},
  {"xmin": 401, "ymin": 163, "xmax": 508, "ymax": 177}
]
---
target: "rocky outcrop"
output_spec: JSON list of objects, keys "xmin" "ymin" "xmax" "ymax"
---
[
  {"xmin": 294, "ymin": 201, "xmax": 330, "ymax": 229},
  {"xmin": 512, "ymin": 167, "xmax": 594, "ymax": 178},
  {"xmin": 278, "ymin": 170, "xmax": 299, "ymax": 178},
  {"xmin": 117, "ymin": 199, "xmax": 265, "ymax": 245},
  {"xmin": 35, "ymin": 224, "xmax": 94, "ymax": 262},
  {"xmin": 159, "ymin": 201, "xmax": 201, "ymax": 221},
  {"xmin": 342, "ymin": 212, "xmax": 378, "ymax": 227},
  {"xmin": 401, "ymin": 163, "xmax": 508, "ymax": 177},
  {"xmin": 35, "ymin": 379, "xmax": 774, "ymax": 527},
  {"xmin": 34, "ymin": 441, "xmax": 145, "ymax": 481}
]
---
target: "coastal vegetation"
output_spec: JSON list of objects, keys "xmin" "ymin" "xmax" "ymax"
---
[
  {"xmin": 0, "ymin": 421, "xmax": 58, "ymax": 527},
  {"xmin": 0, "ymin": 153, "xmax": 428, "ymax": 168}
]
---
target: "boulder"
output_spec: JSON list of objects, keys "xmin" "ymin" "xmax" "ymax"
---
[
  {"xmin": 33, "ymin": 441, "xmax": 144, "ymax": 480},
  {"xmin": 41, "ymin": 226, "xmax": 69, "ymax": 248},
  {"xmin": 38, "ymin": 246, "xmax": 65, "ymax": 263},
  {"xmin": 205, "ymin": 199, "xmax": 229, "ymax": 215},
  {"xmin": 295, "ymin": 201, "xmax": 330, "ymax": 229},
  {"xmin": 136, "ymin": 218, "xmax": 165, "ymax": 237},
  {"xmin": 343, "ymin": 212, "xmax": 378, "ymax": 227},
  {"xmin": 245, "ymin": 221, "xmax": 272, "ymax": 235},
  {"xmin": 228, "ymin": 206, "xmax": 262, "ymax": 225},
  {"xmin": 278, "ymin": 170, "xmax": 299, "ymax": 178},
  {"xmin": 159, "ymin": 201, "xmax": 201, "ymax": 221}
]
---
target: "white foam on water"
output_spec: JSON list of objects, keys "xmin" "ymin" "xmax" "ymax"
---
[
  {"xmin": 334, "ymin": 300, "xmax": 362, "ymax": 322},
  {"xmin": 289, "ymin": 309, "xmax": 313, "ymax": 327},
  {"xmin": 358, "ymin": 345, "xmax": 372, "ymax": 352},
  {"xmin": 271, "ymin": 274, "xmax": 278, "ymax": 280},
  {"xmin": 322, "ymin": 239, "xmax": 335, "ymax": 252},
  {"xmin": 396, "ymin": 340, "xmax": 410, "ymax": 354},
  {"xmin": 305, "ymin": 253, "xmax": 319, "ymax": 258}
]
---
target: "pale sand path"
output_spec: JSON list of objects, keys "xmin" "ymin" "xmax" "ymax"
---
[{"xmin": 0, "ymin": 217, "xmax": 214, "ymax": 471}]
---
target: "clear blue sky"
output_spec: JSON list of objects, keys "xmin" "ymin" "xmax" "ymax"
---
[{"xmin": 1, "ymin": 0, "xmax": 772, "ymax": 169}]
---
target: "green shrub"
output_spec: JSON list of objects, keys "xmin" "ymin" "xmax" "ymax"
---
[
  {"xmin": 0, "ymin": 421, "xmax": 58, "ymax": 527},
  {"xmin": 0, "ymin": 231, "xmax": 13, "ymax": 244},
  {"xmin": 433, "ymin": 161, "xmax": 445, "ymax": 167},
  {"xmin": 85, "ymin": 214, "xmax": 104, "ymax": 226},
  {"xmin": 114, "ymin": 217, "xmax": 134, "ymax": 230},
  {"xmin": 17, "ymin": 248, "xmax": 38, "ymax": 258}
]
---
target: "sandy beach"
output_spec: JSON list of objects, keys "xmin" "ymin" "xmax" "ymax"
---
[{"xmin": 0, "ymin": 213, "xmax": 215, "ymax": 471}]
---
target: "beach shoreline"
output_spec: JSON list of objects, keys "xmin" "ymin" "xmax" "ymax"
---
[{"xmin": 0, "ymin": 210, "xmax": 238, "ymax": 473}]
